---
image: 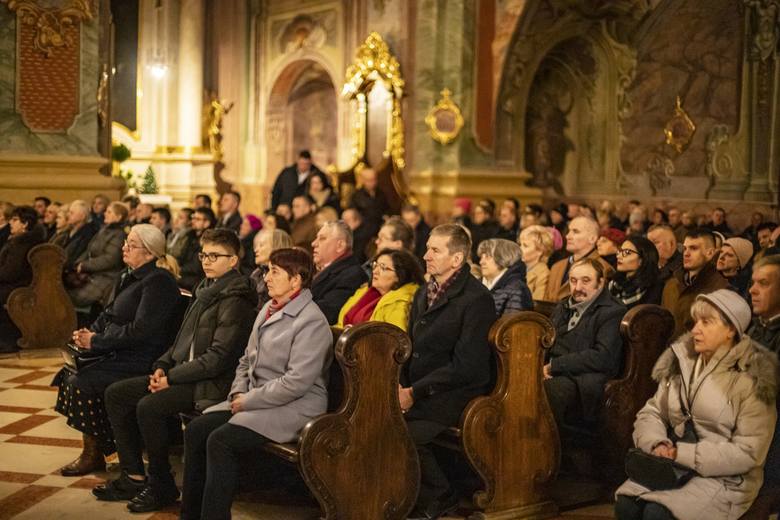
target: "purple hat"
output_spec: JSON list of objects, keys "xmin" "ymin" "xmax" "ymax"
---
[{"xmin": 244, "ymin": 214, "xmax": 262, "ymax": 231}]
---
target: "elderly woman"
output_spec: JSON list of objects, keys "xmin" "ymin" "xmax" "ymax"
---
[
  {"xmin": 52, "ymin": 224, "xmax": 182, "ymax": 476},
  {"xmin": 68, "ymin": 202, "xmax": 128, "ymax": 310},
  {"xmin": 337, "ymin": 248, "xmax": 424, "ymax": 331},
  {"xmin": 180, "ymin": 248, "xmax": 332, "ymax": 520},
  {"xmin": 249, "ymin": 228, "xmax": 293, "ymax": 309},
  {"xmin": 0, "ymin": 206, "xmax": 46, "ymax": 351},
  {"xmin": 519, "ymin": 225, "xmax": 553, "ymax": 301},
  {"xmin": 49, "ymin": 203, "xmax": 71, "ymax": 247},
  {"xmin": 62, "ymin": 199, "xmax": 98, "ymax": 269},
  {"xmin": 615, "ymin": 289, "xmax": 778, "ymax": 520},
  {"xmin": 608, "ymin": 236, "xmax": 663, "ymax": 309},
  {"xmin": 477, "ymin": 238, "xmax": 532, "ymax": 316}
]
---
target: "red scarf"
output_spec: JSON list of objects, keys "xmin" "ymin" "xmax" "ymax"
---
[
  {"xmin": 265, "ymin": 289, "xmax": 301, "ymax": 320},
  {"xmin": 343, "ymin": 287, "xmax": 383, "ymax": 326}
]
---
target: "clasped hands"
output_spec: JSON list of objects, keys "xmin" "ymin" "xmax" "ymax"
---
[
  {"xmin": 652, "ymin": 442, "xmax": 678, "ymax": 460},
  {"xmin": 72, "ymin": 328, "xmax": 95, "ymax": 350},
  {"xmin": 148, "ymin": 368, "xmax": 170, "ymax": 393}
]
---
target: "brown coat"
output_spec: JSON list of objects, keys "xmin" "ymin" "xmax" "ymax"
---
[
  {"xmin": 661, "ymin": 261, "xmax": 729, "ymax": 340},
  {"xmin": 543, "ymin": 248, "xmax": 614, "ymax": 302}
]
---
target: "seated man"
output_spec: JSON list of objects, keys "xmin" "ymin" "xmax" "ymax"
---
[
  {"xmin": 662, "ymin": 228, "xmax": 729, "ymax": 339},
  {"xmin": 400, "ymin": 224, "xmax": 497, "ymax": 519},
  {"xmin": 290, "ymin": 194, "xmax": 318, "ymax": 252},
  {"xmin": 544, "ymin": 258, "xmax": 626, "ymax": 433},
  {"xmin": 179, "ymin": 207, "xmax": 216, "ymax": 291},
  {"xmin": 311, "ymin": 220, "xmax": 367, "ymax": 324},
  {"xmin": 647, "ymin": 224, "xmax": 682, "ymax": 283},
  {"xmin": 96, "ymin": 229, "xmax": 258, "ymax": 512},
  {"xmin": 716, "ymin": 237, "xmax": 754, "ymax": 297}
]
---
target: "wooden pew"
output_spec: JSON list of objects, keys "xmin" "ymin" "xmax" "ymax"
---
[
  {"xmin": 257, "ymin": 321, "xmax": 419, "ymax": 520},
  {"xmin": 436, "ymin": 311, "xmax": 560, "ymax": 519},
  {"xmin": 7, "ymin": 243, "xmax": 76, "ymax": 349}
]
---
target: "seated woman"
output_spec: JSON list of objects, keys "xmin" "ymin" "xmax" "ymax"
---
[
  {"xmin": 68, "ymin": 202, "xmax": 128, "ymax": 310},
  {"xmin": 519, "ymin": 225, "xmax": 553, "ymax": 301},
  {"xmin": 52, "ymin": 224, "xmax": 182, "ymax": 476},
  {"xmin": 49, "ymin": 203, "xmax": 70, "ymax": 247},
  {"xmin": 0, "ymin": 206, "xmax": 46, "ymax": 352},
  {"xmin": 337, "ymin": 248, "xmax": 424, "ymax": 331},
  {"xmin": 180, "ymin": 248, "xmax": 332, "ymax": 520},
  {"xmin": 238, "ymin": 213, "xmax": 262, "ymax": 274},
  {"xmin": 306, "ymin": 171, "xmax": 340, "ymax": 212},
  {"xmin": 95, "ymin": 229, "xmax": 258, "ymax": 513},
  {"xmin": 249, "ymin": 228, "xmax": 293, "ymax": 310},
  {"xmin": 608, "ymin": 236, "xmax": 664, "ymax": 309},
  {"xmin": 477, "ymin": 238, "xmax": 532, "ymax": 316},
  {"xmin": 615, "ymin": 289, "xmax": 778, "ymax": 520}
]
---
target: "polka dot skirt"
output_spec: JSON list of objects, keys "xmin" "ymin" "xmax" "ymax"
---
[{"xmin": 55, "ymin": 380, "xmax": 116, "ymax": 455}]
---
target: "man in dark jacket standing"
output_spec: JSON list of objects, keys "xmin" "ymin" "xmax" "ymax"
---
[
  {"xmin": 98, "ymin": 229, "xmax": 258, "ymax": 513},
  {"xmin": 401, "ymin": 224, "xmax": 497, "ymax": 520},
  {"xmin": 544, "ymin": 258, "xmax": 626, "ymax": 432},
  {"xmin": 270, "ymin": 150, "xmax": 323, "ymax": 212},
  {"xmin": 310, "ymin": 220, "xmax": 367, "ymax": 324}
]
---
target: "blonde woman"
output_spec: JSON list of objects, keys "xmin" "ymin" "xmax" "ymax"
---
[
  {"xmin": 519, "ymin": 225, "xmax": 553, "ymax": 300},
  {"xmin": 250, "ymin": 228, "xmax": 293, "ymax": 309}
]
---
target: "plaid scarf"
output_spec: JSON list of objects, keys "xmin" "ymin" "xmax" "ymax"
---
[
  {"xmin": 426, "ymin": 265, "xmax": 464, "ymax": 308},
  {"xmin": 265, "ymin": 289, "xmax": 301, "ymax": 320}
]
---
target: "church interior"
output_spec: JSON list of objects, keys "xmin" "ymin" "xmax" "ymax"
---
[{"xmin": 1, "ymin": 0, "xmax": 780, "ymax": 519}]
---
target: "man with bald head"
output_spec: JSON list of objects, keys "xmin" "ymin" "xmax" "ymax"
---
[
  {"xmin": 647, "ymin": 225, "xmax": 682, "ymax": 282},
  {"xmin": 544, "ymin": 216, "xmax": 614, "ymax": 302},
  {"xmin": 349, "ymin": 167, "xmax": 389, "ymax": 238}
]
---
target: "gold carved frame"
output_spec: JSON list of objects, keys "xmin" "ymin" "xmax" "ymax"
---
[
  {"xmin": 664, "ymin": 96, "xmax": 696, "ymax": 154},
  {"xmin": 425, "ymin": 88, "xmax": 464, "ymax": 145},
  {"xmin": 342, "ymin": 32, "xmax": 406, "ymax": 170}
]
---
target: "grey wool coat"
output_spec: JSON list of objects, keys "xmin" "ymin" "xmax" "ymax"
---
[
  {"xmin": 616, "ymin": 333, "xmax": 779, "ymax": 520},
  {"xmin": 204, "ymin": 288, "xmax": 333, "ymax": 443},
  {"xmin": 68, "ymin": 223, "xmax": 126, "ymax": 307}
]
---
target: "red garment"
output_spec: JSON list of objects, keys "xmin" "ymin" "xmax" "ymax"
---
[
  {"xmin": 343, "ymin": 287, "xmax": 383, "ymax": 326},
  {"xmin": 265, "ymin": 289, "xmax": 301, "ymax": 320}
]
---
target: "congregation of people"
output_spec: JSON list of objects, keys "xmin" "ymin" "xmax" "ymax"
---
[{"xmin": 2, "ymin": 148, "xmax": 780, "ymax": 519}]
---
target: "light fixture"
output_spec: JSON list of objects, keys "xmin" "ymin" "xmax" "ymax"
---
[{"xmin": 148, "ymin": 63, "xmax": 168, "ymax": 79}]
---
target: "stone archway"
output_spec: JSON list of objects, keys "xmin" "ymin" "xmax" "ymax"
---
[{"xmin": 266, "ymin": 59, "xmax": 338, "ymax": 179}]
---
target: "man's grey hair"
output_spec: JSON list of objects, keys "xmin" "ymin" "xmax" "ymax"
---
[
  {"xmin": 322, "ymin": 220, "xmax": 353, "ymax": 250},
  {"xmin": 69, "ymin": 199, "xmax": 89, "ymax": 217},
  {"xmin": 571, "ymin": 216, "xmax": 600, "ymax": 238},
  {"xmin": 754, "ymin": 254, "xmax": 780, "ymax": 271},
  {"xmin": 477, "ymin": 238, "xmax": 522, "ymax": 269},
  {"xmin": 430, "ymin": 223, "xmax": 471, "ymax": 264}
]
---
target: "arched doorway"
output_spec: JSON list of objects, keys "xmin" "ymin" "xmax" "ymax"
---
[{"xmin": 266, "ymin": 60, "xmax": 337, "ymax": 179}]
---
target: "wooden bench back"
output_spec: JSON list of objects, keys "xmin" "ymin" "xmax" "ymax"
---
[
  {"xmin": 7, "ymin": 244, "xmax": 76, "ymax": 349},
  {"xmin": 297, "ymin": 321, "xmax": 419, "ymax": 520},
  {"xmin": 460, "ymin": 311, "xmax": 559, "ymax": 517}
]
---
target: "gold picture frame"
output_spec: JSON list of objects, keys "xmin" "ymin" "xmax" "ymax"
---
[
  {"xmin": 425, "ymin": 88, "xmax": 464, "ymax": 145},
  {"xmin": 664, "ymin": 96, "xmax": 696, "ymax": 154}
]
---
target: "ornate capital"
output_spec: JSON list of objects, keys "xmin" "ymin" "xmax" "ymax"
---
[{"xmin": 2, "ymin": 0, "xmax": 94, "ymax": 58}]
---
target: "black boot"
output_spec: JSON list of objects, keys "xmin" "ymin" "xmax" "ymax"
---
[
  {"xmin": 93, "ymin": 470, "xmax": 145, "ymax": 501},
  {"xmin": 127, "ymin": 475, "xmax": 179, "ymax": 513}
]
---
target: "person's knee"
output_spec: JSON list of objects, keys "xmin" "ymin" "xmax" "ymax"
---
[
  {"xmin": 614, "ymin": 495, "xmax": 640, "ymax": 520},
  {"xmin": 643, "ymin": 502, "xmax": 673, "ymax": 520},
  {"xmin": 184, "ymin": 416, "xmax": 212, "ymax": 449}
]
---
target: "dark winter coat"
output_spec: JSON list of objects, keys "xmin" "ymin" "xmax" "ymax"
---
[
  {"xmin": 311, "ymin": 253, "xmax": 367, "ymax": 324},
  {"xmin": 63, "ymin": 221, "xmax": 98, "ymax": 269},
  {"xmin": 402, "ymin": 266, "xmax": 497, "ymax": 427},
  {"xmin": 68, "ymin": 223, "xmax": 126, "ymax": 307},
  {"xmin": 178, "ymin": 232, "xmax": 205, "ymax": 292},
  {"xmin": 0, "ymin": 224, "xmax": 46, "ymax": 304},
  {"xmin": 488, "ymin": 261, "xmax": 532, "ymax": 316},
  {"xmin": 271, "ymin": 164, "xmax": 324, "ymax": 209},
  {"xmin": 153, "ymin": 269, "xmax": 258, "ymax": 410}
]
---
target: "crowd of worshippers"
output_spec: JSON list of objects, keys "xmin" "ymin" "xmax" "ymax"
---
[{"xmin": 0, "ymin": 151, "xmax": 779, "ymax": 519}]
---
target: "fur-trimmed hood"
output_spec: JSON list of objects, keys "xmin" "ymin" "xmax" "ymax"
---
[{"xmin": 652, "ymin": 332, "xmax": 779, "ymax": 405}]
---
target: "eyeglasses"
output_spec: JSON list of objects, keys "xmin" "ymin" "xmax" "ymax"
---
[
  {"xmin": 371, "ymin": 261, "xmax": 396, "ymax": 274},
  {"xmin": 123, "ymin": 240, "xmax": 146, "ymax": 250},
  {"xmin": 198, "ymin": 252, "xmax": 233, "ymax": 263},
  {"xmin": 618, "ymin": 248, "xmax": 640, "ymax": 257}
]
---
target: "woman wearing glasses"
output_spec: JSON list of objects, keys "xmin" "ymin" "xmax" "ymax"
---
[
  {"xmin": 52, "ymin": 224, "xmax": 181, "ymax": 477},
  {"xmin": 608, "ymin": 236, "xmax": 664, "ymax": 309},
  {"xmin": 337, "ymin": 248, "xmax": 424, "ymax": 331}
]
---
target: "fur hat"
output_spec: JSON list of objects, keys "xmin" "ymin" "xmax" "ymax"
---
[
  {"xmin": 696, "ymin": 289, "xmax": 752, "ymax": 340},
  {"xmin": 722, "ymin": 237, "xmax": 754, "ymax": 269}
]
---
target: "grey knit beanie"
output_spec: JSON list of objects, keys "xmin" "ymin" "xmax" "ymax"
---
[{"xmin": 696, "ymin": 289, "xmax": 752, "ymax": 340}]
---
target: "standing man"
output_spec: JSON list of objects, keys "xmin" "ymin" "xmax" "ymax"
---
[
  {"xmin": 216, "ymin": 191, "xmax": 241, "ymax": 233},
  {"xmin": 349, "ymin": 168, "xmax": 389, "ymax": 237},
  {"xmin": 271, "ymin": 150, "xmax": 322, "ymax": 212},
  {"xmin": 401, "ymin": 224, "xmax": 497, "ymax": 520}
]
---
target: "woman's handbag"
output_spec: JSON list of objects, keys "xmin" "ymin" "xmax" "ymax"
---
[
  {"xmin": 625, "ymin": 448, "xmax": 696, "ymax": 490},
  {"xmin": 61, "ymin": 342, "xmax": 113, "ymax": 373}
]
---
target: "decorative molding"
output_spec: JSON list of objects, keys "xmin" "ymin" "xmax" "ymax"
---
[
  {"xmin": 744, "ymin": 0, "xmax": 780, "ymax": 62},
  {"xmin": 663, "ymin": 96, "xmax": 696, "ymax": 154},
  {"xmin": 2, "ymin": 0, "xmax": 94, "ymax": 58},
  {"xmin": 425, "ymin": 88, "xmax": 465, "ymax": 145}
]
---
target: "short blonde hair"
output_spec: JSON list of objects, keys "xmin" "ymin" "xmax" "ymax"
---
[
  {"xmin": 253, "ymin": 228, "xmax": 293, "ymax": 252},
  {"xmin": 519, "ymin": 225, "xmax": 553, "ymax": 260}
]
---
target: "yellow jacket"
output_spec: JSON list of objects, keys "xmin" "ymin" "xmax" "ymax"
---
[{"xmin": 337, "ymin": 282, "xmax": 419, "ymax": 331}]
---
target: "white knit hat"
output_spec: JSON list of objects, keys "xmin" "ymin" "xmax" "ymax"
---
[
  {"xmin": 722, "ymin": 237, "xmax": 754, "ymax": 270},
  {"xmin": 696, "ymin": 289, "xmax": 752, "ymax": 340}
]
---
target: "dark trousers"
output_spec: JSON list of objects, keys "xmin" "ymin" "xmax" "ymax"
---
[
  {"xmin": 181, "ymin": 411, "xmax": 271, "ymax": 520},
  {"xmin": 543, "ymin": 376, "xmax": 580, "ymax": 429},
  {"xmin": 406, "ymin": 419, "xmax": 450, "ymax": 507},
  {"xmin": 104, "ymin": 375, "xmax": 195, "ymax": 479},
  {"xmin": 615, "ymin": 496, "xmax": 674, "ymax": 520}
]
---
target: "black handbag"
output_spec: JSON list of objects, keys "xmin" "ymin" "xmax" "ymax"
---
[
  {"xmin": 61, "ymin": 342, "xmax": 113, "ymax": 373},
  {"xmin": 625, "ymin": 380, "xmax": 698, "ymax": 490}
]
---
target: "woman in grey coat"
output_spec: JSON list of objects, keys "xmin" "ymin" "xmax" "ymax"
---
[
  {"xmin": 616, "ymin": 289, "xmax": 778, "ymax": 520},
  {"xmin": 180, "ymin": 247, "xmax": 332, "ymax": 520},
  {"xmin": 68, "ymin": 202, "xmax": 128, "ymax": 308}
]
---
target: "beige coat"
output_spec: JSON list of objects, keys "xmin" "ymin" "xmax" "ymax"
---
[
  {"xmin": 616, "ymin": 333, "xmax": 778, "ymax": 520},
  {"xmin": 526, "ymin": 261, "xmax": 549, "ymax": 301}
]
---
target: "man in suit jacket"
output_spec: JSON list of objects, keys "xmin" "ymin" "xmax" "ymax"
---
[
  {"xmin": 400, "ymin": 224, "xmax": 497, "ymax": 520},
  {"xmin": 216, "ymin": 191, "xmax": 242, "ymax": 233},
  {"xmin": 311, "ymin": 220, "xmax": 367, "ymax": 324},
  {"xmin": 544, "ymin": 258, "xmax": 626, "ymax": 433},
  {"xmin": 270, "ymin": 150, "xmax": 324, "ymax": 211},
  {"xmin": 544, "ymin": 216, "xmax": 613, "ymax": 302}
]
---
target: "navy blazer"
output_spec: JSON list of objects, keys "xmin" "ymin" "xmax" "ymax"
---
[{"xmin": 402, "ymin": 266, "xmax": 497, "ymax": 427}]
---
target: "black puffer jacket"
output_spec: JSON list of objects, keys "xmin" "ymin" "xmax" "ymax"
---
[
  {"xmin": 153, "ymin": 269, "xmax": 258, "ymax": 410},
  {"xmin": 0, "ymin": 224, "xmax": 46, "ymax": 304}
]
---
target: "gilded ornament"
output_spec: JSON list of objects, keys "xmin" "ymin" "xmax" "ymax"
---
[
  {"xmin": 2, "ymin": 0, "xmax": 94, "ymax": 57},
  {"xmin": 663, "ymin": 96, "xmax": 696, "ymax": 154},
  {"xmin": 425, "ymin": 89, "xmax": 464, "ymax": 145}
]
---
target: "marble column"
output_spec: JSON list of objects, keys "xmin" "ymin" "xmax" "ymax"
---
[{"xmin": 177, "ymin": 0, "xmax": 204, "ymax": 150}]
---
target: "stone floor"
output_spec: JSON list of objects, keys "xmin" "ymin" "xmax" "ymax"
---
[{"xmin": 0, "ymin": 349, "xmax": 615, "ymax": 519}]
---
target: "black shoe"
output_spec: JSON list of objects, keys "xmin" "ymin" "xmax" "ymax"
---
[
  {"xmin": 127, "ymin": 482, "xmax": 179, "ymax": 513},
  {"xmin": 408, "ymin": 490, "xmax": 458, "ymax": 519},
  {"xmin": 92, "ymin": 471, "xmax": 145, "ymax": 501}
]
